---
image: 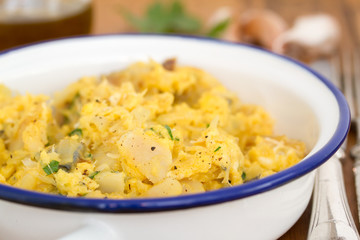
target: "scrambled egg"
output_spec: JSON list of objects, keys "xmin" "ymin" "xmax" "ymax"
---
[{"xmin": 0, "ymin": 59, "xmax": 306, "ymax": 198}]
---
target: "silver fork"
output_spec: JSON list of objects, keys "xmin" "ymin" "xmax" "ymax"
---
[
  {"xmin": 307, "ymin": 51, "xmax": 360, "ymax": 239},
  {"xmin": 347, "ymin": 48, "xmax": 360, "ymax": 223}
]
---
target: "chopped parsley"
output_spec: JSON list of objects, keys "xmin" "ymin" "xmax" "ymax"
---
[
  {"xmin": 214, "ymin": 146, "xmax": 221, "ymax": 152},
  {"xmin": 206, "ymin": 123, "xmax": 210, "ymax": 128},
  {"xmin": 149, "ymin": 127, "xmax": 164, "ymax": 138},
  {"xmin": 63, "ymin": 115, "xmax": 70, "ymax": 124},
  {"xmin": 241, "ymin": 172, "xmax": 246, "ymax": 181},
  {"xmin": 164, "ymin": 125, "xmax": 174, "ymax": 140},
  {"xmin": 89, "ymin": 171, "xmax": 100, "ymax": 179},
  {"xmin": 69, "ymin": 128, "xmax": 83, "ymax": 137},
  {"xmin": 43, "ymin": 160, "xmax": 60, "ymax": 175},
  {"xmin": 69, "ymin": 92, "xmax": 80, "ymax": 108}
]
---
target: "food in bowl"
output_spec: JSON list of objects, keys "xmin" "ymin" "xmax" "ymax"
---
[
  {"xmin": 0, "ymin": 34, "xmax": 350, "ymax": 240},
  {"xmin": 0, "ymin": 59, "xmax": 306, "ymax": 198}
]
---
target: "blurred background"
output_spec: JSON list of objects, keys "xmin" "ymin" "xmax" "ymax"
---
[{"xmin": 1, "ymin": 0, "xmax": 359, "ymax": 61}]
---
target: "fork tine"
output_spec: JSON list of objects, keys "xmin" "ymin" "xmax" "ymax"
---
[
  {"xmin": 341, "ymin": 48, "xmax": 356, "ymax": 120},
  {"xmin": 348, "ymin": 47, "xmax": 360, "ymax": 225},
  {"xmin": 308, "ymin": 47, "xmax": 360, "ymax": 239}
]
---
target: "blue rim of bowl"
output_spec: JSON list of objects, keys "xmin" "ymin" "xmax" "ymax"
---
[{"xmin": 0, "ymin": 34, "xmax": 350, "ymax": 213}]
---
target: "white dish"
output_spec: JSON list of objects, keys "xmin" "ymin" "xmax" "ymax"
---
[{"xmin": 0, "ymin": 34, "xmax": 349, "ymax": 240}]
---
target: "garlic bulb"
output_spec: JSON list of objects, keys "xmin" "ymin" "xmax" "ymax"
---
[
  {"xmin": 239, "ymin": 9, "xmax": 288, "ymax": 49},
  {"xmin": 272, "ymin": 13, "xmax": 340, "ymax": 62}
]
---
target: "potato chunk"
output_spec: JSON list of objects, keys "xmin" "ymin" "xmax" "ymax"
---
[
  {"xmin": 144, "ymin": 178, "xmax": 182, "ymax": 197},
  {"xmin": 119, "ymin": 130, "xmax": 172, "ymax": 183},
  {"xmin": 96, "ymin": 171, "xmax": 125, "ymax": 194}
]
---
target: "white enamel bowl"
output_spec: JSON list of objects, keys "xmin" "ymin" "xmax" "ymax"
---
[{"xmin": 0, "ymin": 35, "xmax": 349, "ymax": 240}]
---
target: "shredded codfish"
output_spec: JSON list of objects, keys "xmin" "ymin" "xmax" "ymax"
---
[{"xmin": 0, "ymin": 59, "xmax": 306, "ymax": 198}]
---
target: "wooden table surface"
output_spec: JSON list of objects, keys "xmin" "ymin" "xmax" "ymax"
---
[{"xmin": 91, "ymin": 0, "xmax": 360, "ymax": 239}]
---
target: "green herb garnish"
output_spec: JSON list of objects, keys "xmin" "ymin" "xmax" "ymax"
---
[
  {"xmin": 149, "ymin": 127, "xmax": 164, "ymax": 138},
  {"xmin": 89, "ymin": 171, "xmax": 100, "ymax": 179},
  {"xmin": 241, "ymin": 172, "xmax": 246, "ymax": 181},
  {"xmin": 69, "ymin": 92, "xmax": 80, "ymax": 108},
  {"xmin": 63, "ymin": 115, "xmax": 70, "ymax": 125},
  {"xmin": 122, "ymin": 1, "xmax": 201, "ymax": 34},
  {"xmin": 69, "ymin": 128, "xmax": 83, "ymax": 137},
  {"xmin": 206, "ymin": 123, "xmax": 210, "ymax": 128},
  {"xmin": 206, "ymin": 18, "xmax": 230, "ymax": 38},
  {"xmin": 174, "ymin": 137, "xmax": 180, "ymax": 141},
  {"xmin": 165, "ymin": 125, "xmax": 174, "ymax": 140},
  {"xmin": 43, "ymin": 160, "xmax": 60, "ymax": 175},
  {"xmin": 214, "ymin": 146, "xmax": 221, "ymax": 152}
]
